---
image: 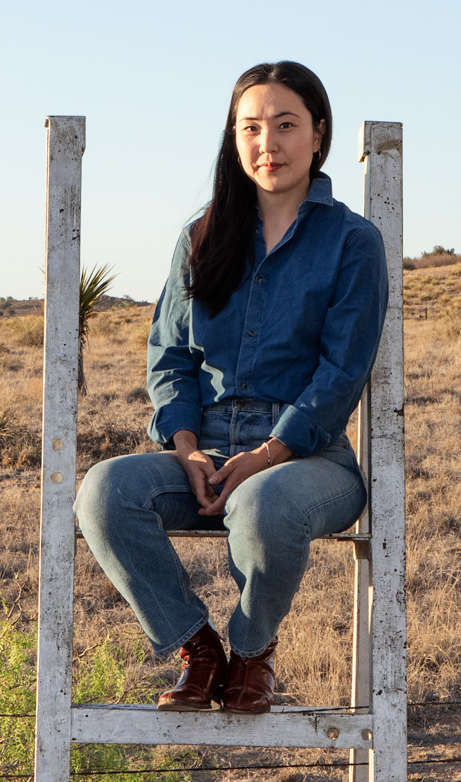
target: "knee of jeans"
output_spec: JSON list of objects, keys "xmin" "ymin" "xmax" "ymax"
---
[
  {"xmin": 74, "ymin": 457, "xmax": 137, "ymax": 537},
  {"xmin": 225, "ymin": 476, "xmax": 278, "ymax": 542}
]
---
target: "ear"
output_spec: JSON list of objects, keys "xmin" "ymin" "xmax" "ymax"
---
[{"xmin": 314, "ymin": 119, "xmax": 326, "ymax": 152}]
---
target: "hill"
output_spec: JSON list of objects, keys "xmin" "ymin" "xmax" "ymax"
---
[
  {"xmin": 404, "ymin": 261, "xmax": 461, "ymax": 320},
  {"xmin": 0, "ymin": 295, "xmax": 152, "ymax": 319}
]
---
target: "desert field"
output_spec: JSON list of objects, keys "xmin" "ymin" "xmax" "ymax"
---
[{"xmin": 1, "ymin": 264, "xmax": 461, "ymax": 780}]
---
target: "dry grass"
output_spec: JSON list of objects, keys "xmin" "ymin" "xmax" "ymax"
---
[
  {"xmin": 403, "ymin": 260, "xmax": 461, "ymax": 320},
  {"xmin": 2, "ymin": 314, "xmax": 44, "ymax": 347},
  {"xmin": 413, "ymin": 253, "xmax": 461, "ymax": 270},
  {"xmin": 404, "ymin": 320, "xmax": 461, "ymax": 704},
  {"xmin": 1, "ymin": 275, "xmax": 461, "ymax": 778}
]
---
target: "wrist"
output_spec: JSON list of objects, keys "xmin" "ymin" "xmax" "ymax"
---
[
  {"xmin": 265, "ymin": 437, "xmax": 293, "ymax": 466},
  {"xmin": 173, "ymin": 429, "xmax": 198, "ymax": 454}
]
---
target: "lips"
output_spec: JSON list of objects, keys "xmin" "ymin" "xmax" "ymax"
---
[{"xmin": 260, "ymin": 162, "xmax": 284, "ymax": 173}]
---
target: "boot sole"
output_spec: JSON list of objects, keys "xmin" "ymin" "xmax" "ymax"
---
[
  {"xmin": 157, "ymin": 701, "xmax": 214, "ymax": 712},
  {"xmin": 221, "ymin": 706, "xmax": 271, "ymax": 715}
]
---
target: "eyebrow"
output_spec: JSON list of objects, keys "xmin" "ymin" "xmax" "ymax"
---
[{"xmin": 238, "ymin": 111, "xmax": 301, "ymax": 122}]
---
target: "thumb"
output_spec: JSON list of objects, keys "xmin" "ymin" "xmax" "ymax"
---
[{"xmin": 208, "ymin": 462, "xmax": 233, "ymax": 485}]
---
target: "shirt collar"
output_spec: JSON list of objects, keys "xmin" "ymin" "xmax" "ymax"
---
[
  {"xmin": 298, "ymin": 172, "xmax": 333, "ymax": 216},
  {"xmin": 254, "ymin": 172, "xmax": 333, "ymax": 228}
]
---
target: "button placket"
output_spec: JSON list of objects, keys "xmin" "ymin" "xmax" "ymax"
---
[{"xmin": 234, "ymin": 271, "xmax": 268, "ymax": 396}]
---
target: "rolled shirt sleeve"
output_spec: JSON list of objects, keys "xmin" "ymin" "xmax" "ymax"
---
[
  {"xmin": 270, "ymin": 226, "xmax": 388, "ymax": 457},
  {"xmin": 147, "ymin": 229, "xmax": 202, "ymax": 448}
]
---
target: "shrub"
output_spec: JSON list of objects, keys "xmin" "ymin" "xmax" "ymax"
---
[
  {"xmin": 89, "ymin": 312, "xmax": 119, "ymax": 338},
  {"xmin": 0, "ymin": 622, "xmax": 194, "ymax": 779},
  {"xmin": 0, "ymin": 397, "xmax": 17, "ymax": 442},
  {"xmin": 403, "ymin": 257, "xmax": 415, "ymax": 270},
  {"xmin": 413, "ymin": 254, "xmax": 461, "ymax": 270},
  {"xmin": 0, "ymin": 622, "xmax": 36, "ymax": 775},
  {"xmin": 422, "ymin": 245, "xmax": 455, "ymax": 257},
  {"xmin": 7, "ymin": 315, "xmax": 44, "ymax": 347},
  {"xmin": 126, "ymin": 387, "xmax": 150, "ymax": 404},
  {"xmin": 133, "ymin": 315, "xmax": 153, "ymax": 350}
]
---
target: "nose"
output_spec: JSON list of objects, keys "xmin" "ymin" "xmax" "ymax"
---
[{"xmin": 258, "ymin": 127, "xmax": 278, "ymax": 155}]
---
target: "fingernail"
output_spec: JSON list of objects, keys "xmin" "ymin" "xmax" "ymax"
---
[{"xmin": 209, "ymin": 475, "xmax": 218, "ymax": 485}]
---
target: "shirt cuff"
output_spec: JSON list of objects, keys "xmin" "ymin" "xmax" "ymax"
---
[
  {"xmin": 147, "ymin": 403, "xmax": 202, "ymax": 450},
  {"xmin": 270, "ymin": 404, "xmax": 332, "ymax": 457}
]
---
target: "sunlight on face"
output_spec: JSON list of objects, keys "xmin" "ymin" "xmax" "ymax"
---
[{"xmin": 235, "ymin": 82, "xmax": 324, "ymax": 203}]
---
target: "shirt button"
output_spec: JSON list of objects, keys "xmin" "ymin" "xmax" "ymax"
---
[
  {"xmin": 241, "ymin": 382, "xmax": 247, "ymax": 389},
  {"xmin": 255, "ymin": 227, "xmax": 260, "ymax": 233},
  {"xmin": 257, "ymin": 276, "xmax": 263, "ymax": 284},
  {"xmin": 247, "ymin": 330, "xmax": 254, "ymax": 337}
]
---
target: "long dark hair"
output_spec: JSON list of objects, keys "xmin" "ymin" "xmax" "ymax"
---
[{"xmin": 187, "ymin": 61, "xmax": 332, "ymax": 317}]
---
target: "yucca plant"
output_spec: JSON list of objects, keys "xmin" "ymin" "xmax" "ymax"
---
[{"xmin": 79, "ymin": 264, "xmax": 117, "ymax": 395}]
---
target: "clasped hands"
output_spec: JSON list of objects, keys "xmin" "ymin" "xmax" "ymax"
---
[{"xmin": 173, "ymin": 430, "xmax": 293, "ymax": 516}]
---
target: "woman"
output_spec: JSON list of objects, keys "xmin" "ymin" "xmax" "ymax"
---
[{"xmin": 74, "ymin": 61, "xmax": 388, "ymax": 715}]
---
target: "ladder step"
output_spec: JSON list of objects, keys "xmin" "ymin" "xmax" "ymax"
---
[
  {"xmin": 75, "ymin": 526, "xmax": 370, "ymax": 541},
  {"xmin": 70, "ymin": 703, "xmax": 373, "ymax": 748}
]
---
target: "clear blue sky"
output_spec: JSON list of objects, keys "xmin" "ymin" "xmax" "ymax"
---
[{"xmin": 1, "ymin": 0, "xmax": 460, "ymax": 302}]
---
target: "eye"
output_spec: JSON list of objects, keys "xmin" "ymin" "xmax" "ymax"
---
[
  {"xmin": 279, "ymin": 121, "xmax": 294, "ymax": 129},
  {"xmin": 243, "ymin": 125, "xmax": 258, "ymax": 133}
]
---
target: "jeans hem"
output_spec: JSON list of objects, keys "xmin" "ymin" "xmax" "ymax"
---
[
  {"xmin": 153, "ymin": 615, "xmax": 209, "ymax": 658},
  {"xmin": 229, "ymin": 635, "xmax": 277, "ymax": 659}
]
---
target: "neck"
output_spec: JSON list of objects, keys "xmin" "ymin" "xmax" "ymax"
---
[
  {"xmin": 257, "ymin": 182, "xmax": 310, "ymax": 227},
  {"xmin": 257, "ymin": 183, "xmax": 310, "ymax": 254}
]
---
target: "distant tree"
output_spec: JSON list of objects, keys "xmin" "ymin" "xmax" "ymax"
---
[
  {"xmin": 422, "ymin": 245, "xmax": 455, "ymax": 257},
  {"xmin": 79, "ymin": 265, "xmax": 117, "ymax": 395}
]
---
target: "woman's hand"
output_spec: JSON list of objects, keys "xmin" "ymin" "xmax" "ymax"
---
[
  {"xmin": 173, "ymin": 430, "xmax": 217, "ymax": 510},
  {"xmin": 198, "ymin": 438, "xmax": 294, "ymax": 516}
]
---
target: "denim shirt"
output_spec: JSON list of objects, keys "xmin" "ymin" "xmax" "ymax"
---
[{"xmin": 147, "ymin": 173, "xmax": 388, "ymax": 457}]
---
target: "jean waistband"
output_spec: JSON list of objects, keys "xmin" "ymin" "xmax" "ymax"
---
[{"xmin": 202, "ymin": 398, "xmax": 281, "ymax": 416}]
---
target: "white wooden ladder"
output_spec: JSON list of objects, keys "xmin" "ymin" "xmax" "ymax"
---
[{"xmin": 35, "ymin": 117, "xmax": 406, "ymax": 782}]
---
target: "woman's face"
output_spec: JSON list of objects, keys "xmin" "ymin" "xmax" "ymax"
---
[{"xmin": 235, "ymin": 82, "xmax": 324, "ymax": 202}]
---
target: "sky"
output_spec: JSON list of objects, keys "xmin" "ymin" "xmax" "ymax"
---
[{"xmin": 1, "ymin": 0, "xmax": 460, "ymax": 302}]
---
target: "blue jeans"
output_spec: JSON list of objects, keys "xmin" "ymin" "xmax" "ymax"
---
[{"xmin": 74, "ymin": 400, "xmax": 367, "ymax": 658}]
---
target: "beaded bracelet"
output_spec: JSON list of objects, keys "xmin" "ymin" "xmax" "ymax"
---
[{"xmin": 264, "ymin": 442, "xmax": 271, "ymax": 467}]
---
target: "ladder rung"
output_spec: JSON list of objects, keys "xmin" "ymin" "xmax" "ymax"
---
[
  {"xmin": 75, "ymin": 526, "xmax": 370, "ymax": 541},
  {"xmin": 70, "ymin": 703, "xmax": 373, "ymax": 749}
]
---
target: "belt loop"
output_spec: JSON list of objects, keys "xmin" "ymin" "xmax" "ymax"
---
[{"xmin": 272, "ymin": 402, "xmax": 280, "ymax": 426}]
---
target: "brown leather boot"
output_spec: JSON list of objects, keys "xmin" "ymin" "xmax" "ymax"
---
[
  {"xmin": 222, "ymin": 637, "xmax": 278, "ymax": 714},
  {"xmin": 157, "ymin": 623, "xmax": 227, "ymax": 711}
]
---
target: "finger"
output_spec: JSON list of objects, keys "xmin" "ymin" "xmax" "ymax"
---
[
  {"xmin": 208, "ymin": 461, "xmax": 234, "ymax": 486},
  {"xmin": 198, "ymin": 480, "xmax": 235, "ymax": 515},
  {"xmin": 195, "ymin": 479, "xmax": 216, "ymax": 509},
  {"xmin": 198, "ymin": 498, "xmax": 225, "ymax": 516},
  {"xmin": 189, "ymin": 467, "xmax": 210, "ymax": 505},
  {"xmin": 196, "ymin": 491, "xmax": 214, "ymax": 509}
]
